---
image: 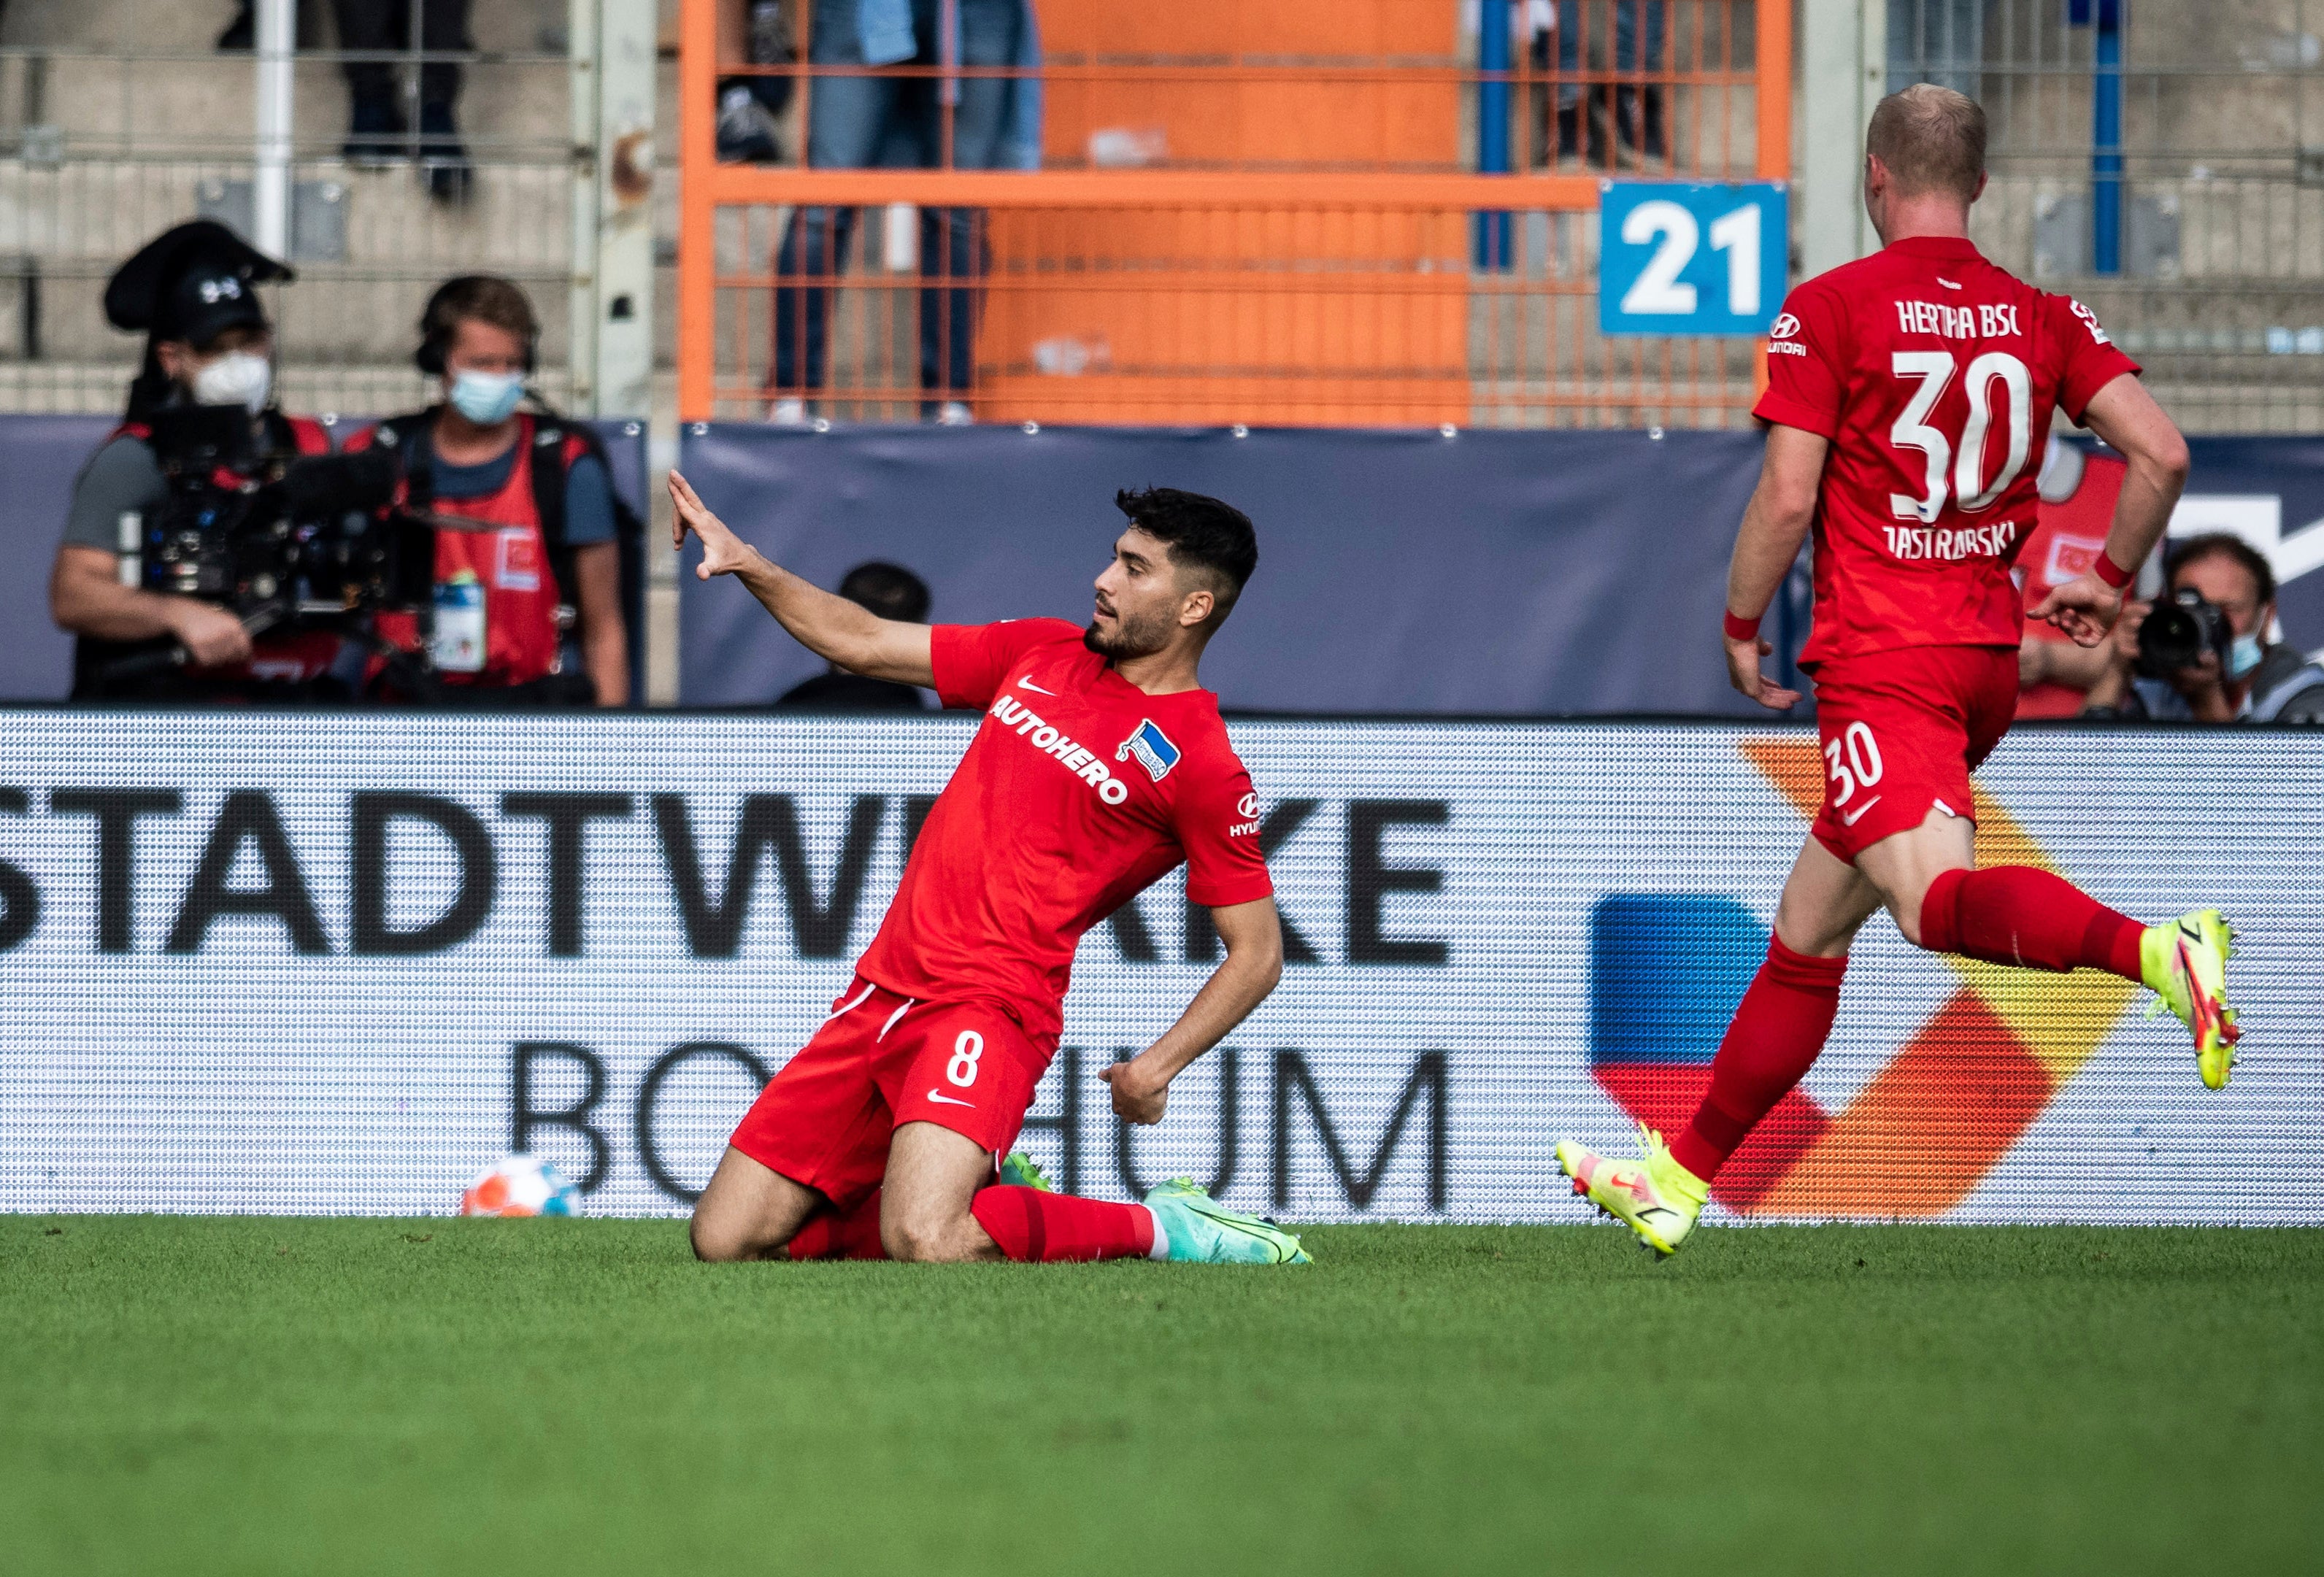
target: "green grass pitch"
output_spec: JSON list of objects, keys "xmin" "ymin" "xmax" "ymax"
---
[{"xmin": 5, "ymin": 1217, "xmax": 2320, "ymax": 1576}]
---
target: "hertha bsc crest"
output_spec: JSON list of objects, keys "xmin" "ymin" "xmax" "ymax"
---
[{"xmin": 1116, "ymin": 719, "xmax": 1181, "ymax": 782}]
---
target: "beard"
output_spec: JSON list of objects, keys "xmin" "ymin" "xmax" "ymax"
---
[{"xmin": 1083, "ymin": 604, "xmax": 1172, "ymax": 659}]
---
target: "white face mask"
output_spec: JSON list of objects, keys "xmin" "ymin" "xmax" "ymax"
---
[{"xmin": 191, "ymin": 350, "xmax": 272, "ymax": 415}]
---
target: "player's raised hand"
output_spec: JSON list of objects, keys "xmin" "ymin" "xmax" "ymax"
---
[
  {"xmin": 667, "ymin": 469, "xmax": 758, "ymax": 580},
  {"xmin": 1100, "ymin": 1058, "xmax": 1169, "ymax": 1125},
  {"xmin": 2031, "ymin": 570, "xmax": 2125, "ymax": 648},
  {"xmin": 1725, "ymin": 631, "xmax": 1801, "ymax": 712}
]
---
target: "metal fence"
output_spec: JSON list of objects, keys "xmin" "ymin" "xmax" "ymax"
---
[
  {"xmin": 678, "ymin": 0, "xmax": 1788, "ymax": 428},
  {"xmin": 1889, "ymin": 0, "xmax": 2324, "ymax": 433},
  {"xmin": 0, "ymin": 0, "xmax": 589, "ymax": 418}
]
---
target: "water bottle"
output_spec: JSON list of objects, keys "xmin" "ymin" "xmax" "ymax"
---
[{"xmin": 432, "ymin": 571, "xmax": 486, "ymax": 674}]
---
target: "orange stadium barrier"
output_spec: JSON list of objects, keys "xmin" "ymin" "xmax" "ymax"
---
[{"xmin": 677, "ymin": 0, "xmax": 1790, "ymax": 427}]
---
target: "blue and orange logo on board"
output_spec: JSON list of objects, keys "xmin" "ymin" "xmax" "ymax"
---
[{"xmin": 1588, "ymin": 739, "xmax": 2142, "ymax": 1219}]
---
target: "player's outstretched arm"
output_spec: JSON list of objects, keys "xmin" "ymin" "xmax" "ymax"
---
[
  {"xmin": 666, "ymin": 469, "xmax": 935, "ymax": 687},
  {"xmin": 2032, "ymin": 375, "xmax": 2191, "ymax": 647},
  {"xmin": 1100, "ymin": 897, "xmax": 1285, "ymax": 1125},
  {"xmin": 1722, "ymin": 424, "xmax": 1829, "ymax": 712}
]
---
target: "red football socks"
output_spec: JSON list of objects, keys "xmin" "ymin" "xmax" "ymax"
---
[
  {"xmin": 969, "ymin": 1185, "xmax": 1158, "ymax": 1262},
  {"xmin": 1918, "ymin": 865, "xmax": 2144, "ymax": 979},
  {"xmin": 788, "ymin": 1185, "xmax": 1163, "ymax": 1262},
  {"xmin": 788, "ymin": 1190, "xmax": 888, "ymax": 1260},
  {"xmin": 1670, "ymin": 938, "xmax": 1848, "ymax": 1183}
]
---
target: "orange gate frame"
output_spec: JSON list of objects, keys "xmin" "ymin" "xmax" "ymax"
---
[{"xmin": 676, "ymin": 0, "xmax": 1791, "ymax": 425}]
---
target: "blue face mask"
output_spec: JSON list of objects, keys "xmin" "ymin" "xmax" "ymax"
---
[
  {"xmin": 448, "ymin": 368, "xmax": 525, "ymax": 425},
  {"xmin": 2229, "ymin": 631, "xmax": 2265, "ymax": 679}
]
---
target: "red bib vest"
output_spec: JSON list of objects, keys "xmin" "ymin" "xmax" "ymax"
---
[{"xmin": 358, "ymin": 414, "xmax": 582, "ymax": 687}]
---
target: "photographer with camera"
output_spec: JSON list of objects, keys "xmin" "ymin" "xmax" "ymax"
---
[
  {"xmin": 351, "ymin": 276, "xmax": 631, "ymax": 706},
  {"xmin": 50, "ymin": 221, "xmax": 374, "ymax": 702},
  {"xmin": 2082, "ymin": 533, "xmax": 2324, "ymax": 724}
]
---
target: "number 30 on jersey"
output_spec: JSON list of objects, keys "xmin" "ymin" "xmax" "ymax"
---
[{"xmin": 1599, "ymin": 182, "xmax": 1788, "ymax": 338}]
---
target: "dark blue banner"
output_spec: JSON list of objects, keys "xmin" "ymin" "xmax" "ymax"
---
[
  {"xmin": 677, "ymin": 424, "xmax": 1769, "ymax": 715},
  {"xmin": 2164, "ymin": 437, "xmax": 2324, "ymax": 659}
]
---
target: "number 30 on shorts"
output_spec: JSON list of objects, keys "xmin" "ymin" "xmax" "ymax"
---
[
  {"xmin": 945, "ymin": 1030, "xmax": 984, "ymax": 1089},
  {"xmin": 1823, "ymin": 720, "xmax": 1885, "ymax": 806}
]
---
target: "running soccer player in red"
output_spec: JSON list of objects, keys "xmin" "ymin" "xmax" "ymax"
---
[
  {"xmin": 1556, "ymin": 84, "xmax": 2239, "ymax": 1256},
  {"xmin": 670, "ymin": 472, "xmax": 1309, "ymax": 1266}
]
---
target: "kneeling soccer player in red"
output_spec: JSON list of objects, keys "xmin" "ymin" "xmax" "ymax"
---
[
  {"xmin": 671, "ymin": 471, "xmax": 1307, "ymax": 1266},
  {"xmin": 1556, "ymin": 84, "xmax": 2239, "ymax": 1256}
]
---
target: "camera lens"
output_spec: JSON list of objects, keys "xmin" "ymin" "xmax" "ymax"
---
[{"xmin": 2137, "ymin": 603, "xmax": 2205, "ymax": 675}]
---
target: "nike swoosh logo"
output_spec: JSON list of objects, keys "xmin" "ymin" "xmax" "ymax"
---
[
  {"xmin": 1839, "ymin": 795, "xmax": 1884, "ymax": 827},
  {"xmin": 1018, "ymin": 675, "xmax": 1055, "ymax": 695},
  {"xmin": 1937, "ymin": 276, "xmax": 1963, "ymax": 290},
  {"xmin": 925, "ymin": 1090, "xmax": 976, "ymax": 1108}
]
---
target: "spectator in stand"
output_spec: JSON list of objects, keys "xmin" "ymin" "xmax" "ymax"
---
[
  {"xmin": 220, "ymin": 1, "xmax": 474, "ymax": 201},
  {"xmin": 766, "ymin": 0, "xmax": 1042, "ymax": 426},
  {"xmin": 774, "ymin": 561, "xmax": 934, "ymax": 710},
  {"xmin": 334, "ymin": 0, "xmax": 475, "ymax": 203},
  {"xmin": 2016, "ymin": 436, "xmax": 2131, "ymax": 719},
  {"xmin": 1539, "ymin": 1, "xmax": 1667, "ymax": 169},
  {"xmin": 2082, "ymin": 533, "xmax": 2324, "ymax": 724},
  {"xmin": 716, "ymin": 0, "xmax": 794, "ymax": 163}
]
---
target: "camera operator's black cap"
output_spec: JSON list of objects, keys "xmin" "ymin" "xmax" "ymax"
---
[{"xmin": 104, "ymin": 220, "xmax": 293, "ymax": 347}]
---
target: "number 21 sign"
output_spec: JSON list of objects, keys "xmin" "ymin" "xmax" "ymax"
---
[{"xmin": 1598, "ymin": 181, "xmax": 1788, "ymax": 338}]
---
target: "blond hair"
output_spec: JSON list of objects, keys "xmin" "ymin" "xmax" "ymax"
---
[{"xmin": 1866, "ymin": 83, "xmax": 1987, "ymax": 202}]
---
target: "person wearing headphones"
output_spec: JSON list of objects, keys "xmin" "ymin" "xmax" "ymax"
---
[
  {"xmin": 51, "ymin": 220, "xmax": 347, "ymax": 701},
  {"xmin": 353, "ymin": 275, "xmax": 630, "ymax": 705}
]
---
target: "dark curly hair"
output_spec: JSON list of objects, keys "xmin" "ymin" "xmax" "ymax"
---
[{"xmin": 1114, "ymin": 486, "xmax": 1258, "ymax": 623}]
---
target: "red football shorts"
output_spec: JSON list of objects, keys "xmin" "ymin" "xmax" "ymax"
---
[
  {"xmin": 1807, "ymin": 644, "xmax": 2018, "ymax": 863},
  {"xmin": 728, "ymin": 978, "xmax": 1049, "ymax": 1211}
]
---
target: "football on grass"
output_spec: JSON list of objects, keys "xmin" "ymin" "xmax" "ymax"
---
[{"xmin": 460, "ymin": 1155, "xmax": 579, "ymax": 1218}]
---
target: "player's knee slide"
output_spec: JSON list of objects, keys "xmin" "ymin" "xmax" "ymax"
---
[
  {"xmin": 688, "ymin": 1217, "xmax": 743, "ymax": 1262},
  {"xmin": 689, "ymin": 1208, "xmax": 777, "ymax": 1263},
  {"xmin": 881, "ymin": 1212, "xmax": 981, "ymax": 1263}
]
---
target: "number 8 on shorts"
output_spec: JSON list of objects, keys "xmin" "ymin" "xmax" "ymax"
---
[{"xmin": 946, "ymin": 1030, "xmax": 983, "ymax": 1089}]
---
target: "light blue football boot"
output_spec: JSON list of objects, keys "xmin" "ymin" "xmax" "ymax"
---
[{"xmin": 1143, "ymin": 1178, "xmax": 1312, "ymax": 1265}]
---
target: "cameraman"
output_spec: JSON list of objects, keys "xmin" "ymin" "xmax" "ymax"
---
[
  {"xmin": 353, "ymin": 276, "xmax": 629, "ymax": 705},
  {"xmin": 2083, "ymin": 533, "xmax": 2324, "ymax": 724},
  {"xmin": 51, "ymin": 222, "xmax": 346, "ymax": 701}
]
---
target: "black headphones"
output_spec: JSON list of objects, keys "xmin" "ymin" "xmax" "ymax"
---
[{"xmin": 415, "ymin": 274, "xmax": 540, "ymax": 377}]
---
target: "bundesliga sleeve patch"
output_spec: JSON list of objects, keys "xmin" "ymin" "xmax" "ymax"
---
[{"xmin": 1117, "ymin": 720, "xmax": 1182, "ymax": 782}]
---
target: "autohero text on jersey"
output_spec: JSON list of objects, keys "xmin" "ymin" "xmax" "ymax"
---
[
  {"xmin": 988, "ymin": 691, "xmax": 1132, "ymax": 804},
  {"xmin": 0, "ymin": 787, "xmax": 1452, "ymax": 966}
]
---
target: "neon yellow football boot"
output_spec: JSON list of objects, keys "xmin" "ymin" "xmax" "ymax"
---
[
  {"xmin": 998, "ymin": 1152, "xmax": 1054, "ymax": 1191},
  {"xmin": 1554, "ymin": 1127, "xmax": 1709, "ymax": 1257},
  {"xmin": 2141, "ymin": 909, "xmax": 2240, "ymax": 1090}
]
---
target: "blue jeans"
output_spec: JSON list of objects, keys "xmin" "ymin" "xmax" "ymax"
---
[
  {"xmin": 770, "ymin": 0, "xmax": 1024, "ymax": 404},
  {"xmin": 1549, "ymin": 1, "xmax": 1667, "ymax": 163}
]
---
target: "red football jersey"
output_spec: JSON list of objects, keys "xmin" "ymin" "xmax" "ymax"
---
[
  {"xmin": 2016, "ymin": 447, "xmax": 2128, "ymax": 719},
  {"xmin": 1754, "ymin": 236, "xmax": 2142, "ymax": 667},
  {"xmin": 853, "ymin": 619, "xmax": 1274, "ymax": 1048}
]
